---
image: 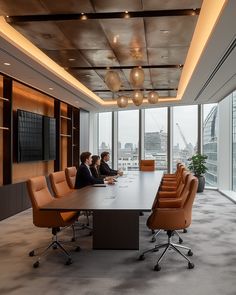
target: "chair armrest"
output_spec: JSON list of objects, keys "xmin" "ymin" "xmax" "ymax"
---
[
  {"xmin": 158, "ymin": 191, "xmax": 177, "ymax": 198},
  {"xmin": 160, "ymin": 185, "xmax": 177, "ymax": 192},
  {"xmin": 158, "ymin": 198, "xmax": 182, "ymax": 208}
]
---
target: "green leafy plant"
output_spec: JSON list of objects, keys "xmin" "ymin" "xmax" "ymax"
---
[{"xmin": 188, "ymin": 153, "xmax": 208, "ymax": 177}]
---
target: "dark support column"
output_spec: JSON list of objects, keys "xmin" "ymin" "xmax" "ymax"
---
[
  {"xmin": 198, "ymin": 104, "xmax": 202, "ymax": 154},
  {"xmin": 167, "ymin": 107, "xmax": 172, "ymax": 173},
  {"xmin": 3, "ymin": 77, "xmax": 13, "ymax": 185},
  {"xmin": 54, "ymin": 100, "xmax": 61, "ymax": 171},
  {"xmin": 67, "ymin": 105, "xmax": 73, "ymax": 167}
]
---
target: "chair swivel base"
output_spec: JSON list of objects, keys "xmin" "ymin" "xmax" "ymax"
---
[
  {"xmin": 150, "ymin": 229, "xmax": 183, "ymax": 244},
  {"xmin": 139, "ymin": 230, "xmax": 194, "ymax": 271},
  {"xmin": 29, "ymin": 231, "xmax": 81, "ymax": 268}
]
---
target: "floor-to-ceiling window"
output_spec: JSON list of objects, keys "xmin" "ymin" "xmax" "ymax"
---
[
  {"xmin": 232, "ymin": 91, "xmax": 236, "ymax": 191},
  {"xmin": 203, "ymin": 104, "xmax": 218, "ymax": 187},
  {"xmin": 98, "ymin": 112, "xmax": 112, "ymax": 166},
  {"xmin": 118, "ymin": 110, "xmax": 139, "ymax": 171},
  {"xmin": 144, "ymin": 108, "xmax": 167, "ymax": 170},
  {"xmin": 172, "ymin": 105, "xmax": 198, "ymax": 170}
]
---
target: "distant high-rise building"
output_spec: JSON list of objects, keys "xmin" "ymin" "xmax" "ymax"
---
[
  {"xmin": 203, "ymin": 105, "xmax": 218, "ymax": 187},
  {"xmin": 124, "ymin": 143, "xmax": 133, "ymax": 150}
]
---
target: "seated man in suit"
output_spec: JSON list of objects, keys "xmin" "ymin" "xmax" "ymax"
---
[
  {"xmin": 100, "ymin": 151, "xmax": 123, "ymax": 177},
  {"xmin": 75, "ymin": 152, "xmax": 114, "ymax": 189}
]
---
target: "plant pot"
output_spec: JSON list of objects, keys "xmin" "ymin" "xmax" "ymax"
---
[{"xmin": 196, "ymin": 175, "xmax": 205, "ymax": 193}]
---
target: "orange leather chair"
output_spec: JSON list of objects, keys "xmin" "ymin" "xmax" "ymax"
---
[
  {"xmin": 65, "ymin": 166, "xmax": 77, "ymax": 189},
  {"xmin": 27, "ymin": 176, "xmax": 80, "ymax": 268},
  {"xmin": 160, "ymin": 165, "xmax": 185, "ymax": 191},
  {"xmin": 151, "ymin": 171, "xmax": 191, "ymax": 243},
  {"xmin": 162, "ymin": 162, "xmax": 183, "ymax": 179},
  {"xmin": 50, "ymin": 171, "xmax": 73, "ymax": 197},
  {"xmin": 139, "ymin": 174, "xmax": 198, "ymax": 271},
  {"xmin": 51, "ymin": 170, "xmax": 92, "ymax": 231},
  {"xmin": 140, "ymin": 160, "xmax": 155, "ymax": 171}
]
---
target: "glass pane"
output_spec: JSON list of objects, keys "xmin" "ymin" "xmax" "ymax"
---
[
  {"xmin": 144, "ymin": 108, "xmax": 167, "ymax": 170},
  {"xmin": 98, "ymin": 112, "xmax": 112, "ymax": 166},
  {"xmin": 118, "ymin": 110, "xmax": 139, "ymax": 171},
  {"xmin": 172, "ymin": 105, "xmax": 198, "ymax": 170},
  {"xmin": 203, "ymin": 104, "xmax": 218, "ymax": 187},
  {"xmin": 232, "ymin": 91, "xmax": 236, "ymax": 191}
]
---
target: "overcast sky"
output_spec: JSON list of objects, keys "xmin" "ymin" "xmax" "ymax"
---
[{"xmin": 99, "ymin": 104, "xmax": 217, "ymax": 149}]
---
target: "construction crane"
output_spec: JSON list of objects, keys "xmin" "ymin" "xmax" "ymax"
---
[{"xmin": 176, "ymin": 123, "xmax": 188, "ymax": 148}]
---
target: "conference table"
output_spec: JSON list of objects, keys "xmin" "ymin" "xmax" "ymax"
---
[{"xmin": 41, "ymin": 171, "xmax": 162, "ymax": 250}]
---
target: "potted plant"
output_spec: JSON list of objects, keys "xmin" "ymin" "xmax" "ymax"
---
[{"xmin": 188, "ymin": 153, "xmax": 208, "ymax": 192}]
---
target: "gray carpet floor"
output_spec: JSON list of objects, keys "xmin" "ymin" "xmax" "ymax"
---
[{"xmin": 0, "ymin": 190, "xmax": 236, "ymax": 295}]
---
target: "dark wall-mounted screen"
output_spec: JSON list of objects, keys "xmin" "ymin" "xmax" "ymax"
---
[{"xmin": 17, "ymin": 110, "xmax": 56, "ymax": 162}]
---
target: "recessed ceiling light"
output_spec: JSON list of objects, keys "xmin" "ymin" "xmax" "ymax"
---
[
  {"xmin": 160, "ymin": 30, "xmax": 170, "ymax": 34},
  {"xmin": 68, "ymin": 58, "xmax": 76, "ymax": 61},
  {"xmin": 49, "ymin": 87, "xmax": 54, "ymax": 90},
  {"xmin": 124, "ymin": 11, "xmax": 130, "ymax": 18},
  {"xmin": 3, "ymin": 62, "xmax": 11, "ymax": 66}
]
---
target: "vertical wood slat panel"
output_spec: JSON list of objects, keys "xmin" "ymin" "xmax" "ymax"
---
[
  {"xmin": 54, "ymin": 100, "xmax": 61, "ymax": 171},
  {"xmin": 67, "ymin": 105, "xmax": 73, "ymax": 167}
]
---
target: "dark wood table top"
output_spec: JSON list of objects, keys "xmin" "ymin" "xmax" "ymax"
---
[{"xmin": 41, "ymin": 171, "xmax": 162, "ymax": 212}]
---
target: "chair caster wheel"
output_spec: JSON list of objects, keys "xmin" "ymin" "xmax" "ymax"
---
[
  {"xmin": 75, "ymin": 246, "xmax": 81, "ymax": 252},
  {"xmin": 71, "ymin": 237, "xmax": 76, "ymax": 242},
  {"xmin": 179, "ymin": 238, "xmax": 183, "ymax": 244},
  {"xmin": 183, "ymin": 229, "xmax": 187, "ymax": 233},
  {"xmin": 88, "ymin": 231, "xmax": 93, "ymax": 236},
  {"xmin": 29, "ymin": 250, "xmax": 35, "ymax": 257},
  {"xmin": 33, "ymin": 261, "xmax": 39, "ymax": 268},
  {"xmin": 151, "ymin": 237, "xmax": 156, "ymax": 243},
  {"xmin": 151, "ymin": 230, "xmax": 155, "ymax": 234},
  {"xmin": 187, "ymin": 250, "xmax": 193, "ymax": 256},
  {"xmin": 65, "ymin": 258, "xmax": 72, "ymax": 265},
  {"xmin": 53, "ymin": 245, "xmax": 58, "ymax": 250},
  {"xmin": 138, "ymin": 254, "xmax": 145, "ymax": 261},
  {"xmin": 188, "ymin": 262, "xmax": 194, "ymax": 269},
  {"xmin": 154, "ymin": 264, "xmax": 161, "ymax": 271}
]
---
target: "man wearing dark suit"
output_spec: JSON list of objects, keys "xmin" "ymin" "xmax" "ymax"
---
[
  {"xmin": 100, "ymin": 151, "xmax": 123, "ymax": 177},
  {"xmin": 75, "ymin": 152, "xmax": 113, "ymax": 189}
]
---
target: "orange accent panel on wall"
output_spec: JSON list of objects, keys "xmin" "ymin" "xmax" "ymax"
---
[
  {"xmin": 12, "ymin": 81, "xmax": 54, "ymax": 183},
  {"xmin": 0, "ymin": 75, "xmax": 3, "ymax": 185}
]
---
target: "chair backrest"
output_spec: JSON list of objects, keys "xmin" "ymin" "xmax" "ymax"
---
[
  {"xmin": 65, "ymin": 166, "xmax": 77, "ymax": 189},
  {"xmin": 176, "ymin": 170, "xmax": 190, "ymax": 196},
  {"xmin": 27, "ymin": 176, "xmax": 56, "ymax": 227},
  {"xmin": 27, "ymin": 176, "xmax": 75, "ymax": 228},
  {"xmin": 140, "ymin": 160, "xmax": 155, "ymax": 171},
  {"xmin": 184, "ymin": 175, "xmax": 198, "ymax": 227},
  {"xmin": 50, "ymin": 171, "xmax": 72, "ymax": 198}
]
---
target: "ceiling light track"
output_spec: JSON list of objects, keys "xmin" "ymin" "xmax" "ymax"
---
[
  {"xmin": 69, "ymin": 65, "xmax": 183, "ymax": 70},
  {"xmin": 94, "ymin": 88, "xmax": 177, "ymax": 92},
  {"xmin": 6, "ymin": 9, "xmax": 200, "ymax": 23}
]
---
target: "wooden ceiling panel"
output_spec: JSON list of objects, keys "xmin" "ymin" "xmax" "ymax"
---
[
  {"xmin": 13, "ymin": 22, "xmax": 74, "ymax": 50},
  {"xmin": 70, "ymin": 69, "xmax": 107, "ymax": 90},
  {"xmin": 80, "ymin": 49, "xmax": 120, "ymax": 67},
  {"xmin": 150, "ymin": 68, "xmax": 181, "ymax": 88},
  {"xmin": 41, "ymin": 0, "xmax": 94, "ymax": 14},
  {"xmin": 92, "ymin": 0, "xmax": 142, "ymax": 12},
  {"xmin": 0, "ymin": 1, "xmax": 48, "ymax": 15},
  {"xmin": 100, "ymin": 18, "xmax": 146, "ymax": 49},
  {"xmin": 43, "ymin": 49, "xmax": 91, "ymax": 67},
  {"xmin": 113, "ymin": 47, "xmax": 148, "ymax": 66},
  {"xmin": 148, "ymin": 47, "xmax": 189, "ymax": 65},
  {"xmin": 143, "ymin": 0, "xmax": 202, "ymax": 10},
  {"xmin": 145, "ymin": 16, "xmax": 198, "ymax": 47},
  {"xmin": 58, "ymin": 20, "xmax": 111, "ymax": 50}
]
